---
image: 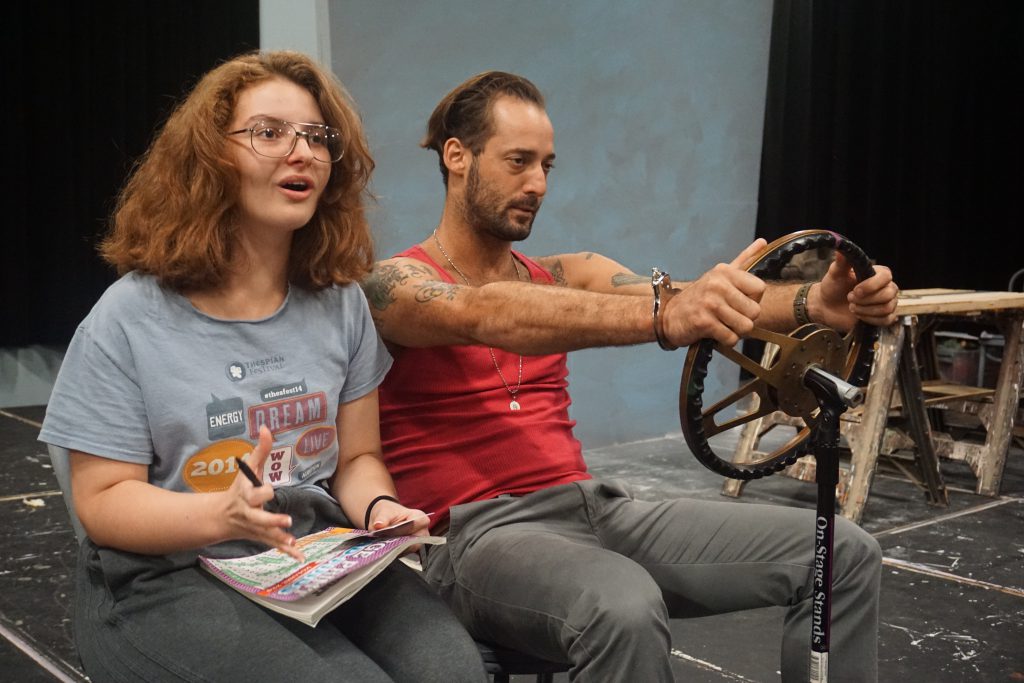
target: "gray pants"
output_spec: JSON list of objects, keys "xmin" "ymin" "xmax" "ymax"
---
[
  {"xmin": 74, "ymin": 488, "xmax": 487, "ymax": 682},
  {"xmin": 423, "ymin": 479, "xmax": 881, "ymax": 682}
]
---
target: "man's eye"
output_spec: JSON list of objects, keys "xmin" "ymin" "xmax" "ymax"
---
[{"xmin": 509, "ymin": 157, "xmax": 525, "ymax": 166}]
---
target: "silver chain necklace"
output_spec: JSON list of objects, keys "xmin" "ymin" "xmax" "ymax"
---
[{"xmin": 432, "ymin": 229, "xmax": 525, "ymax": 411}]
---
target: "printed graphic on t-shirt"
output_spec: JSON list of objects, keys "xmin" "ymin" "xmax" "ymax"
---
[
  {"xmin": 184, "ymin": 439, "xmax": 255, "ymax": 492},
  {"xmin": 206, "ymin": 394, "xmax": 247, "ymax": 440},
  {"xmin": 186, "ymin": 371, "xmax": 334, "ymax": 492},
  {"xmin": 295, "ymin": 425, "xmax": 336, "ymax": 457},
  {"xmin": 248, "ymin": 391, "xmax": 327, "ymax": 438},
  {"xmin": 260, "ymin": 379, "xmax": 308, "ymax": 402},
  {"xmin": 264, "ymin": 445, "xmax": 294, "ymax": 486},
  {"xmin": 183, "ymin": 441, "xmax": 311, "ymax": 492},
  {"xmin": 296, "ymin": 458, "xmax": 325, "ymax": 484},
  {"xmin": 226, "ymin": 354, "xmax": 287, "ymax": 382},
  {"xmin": 226, "ymin": 362, "xmax": 247, "ymax": 382}
]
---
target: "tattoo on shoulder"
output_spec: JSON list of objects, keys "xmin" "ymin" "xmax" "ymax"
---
[
  {"xmin": 547, "ymin": 258, "xmax": 569, "ymax": 287},
  {"xmin": 403, "ymin": 263, "xmax": 435, "ymax": 279},
  {"xmin": 363, "ymin": 264, "xmax": 407, "ymax": 311},
  {"xmin": 611, "ymin": 272, "xmax": 648, "ymax": 287},
  {"xmin": 363, "ymin": 261, "xmax": 444, "ymax": 310},
  {"xmin": 414, "ymin": 282, "xmax": 459, "ymax": 303}
]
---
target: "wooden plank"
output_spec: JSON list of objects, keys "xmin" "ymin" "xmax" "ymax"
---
[
  {"xmin": 840, "ymin": 323, "xmax": 904, "ymax": 523},
  {"xmin": 895, "ymin": 290, "xmax": 1024, "ymax": 315},
  {"xmin": 920, "ymin": 380, "xmax": 994, "ymax": 398},
  {"xmin": 898, "ymin": 288, "xmax": 971, "ymax": 296},
  {"xmin": 886, "ymin": 382, "xmax": 994, "ymax": 409}
]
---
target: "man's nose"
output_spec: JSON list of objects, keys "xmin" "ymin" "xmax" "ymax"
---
[{"xmin": 522, "ymin": 163, "xmax": 547, "ymax": 197}]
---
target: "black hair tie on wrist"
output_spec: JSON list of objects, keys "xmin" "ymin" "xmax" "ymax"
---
[{"xmin": 364, "ymin": 494, "xmax": 400, "ymax": 529}]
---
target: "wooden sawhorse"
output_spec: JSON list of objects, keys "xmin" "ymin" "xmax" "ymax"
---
[{"xmin": 724, "ymin": 289, "xmax": 1024, "ymax": 523}]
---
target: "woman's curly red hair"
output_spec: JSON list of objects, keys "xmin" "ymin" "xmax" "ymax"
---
[{"xmin": 101, "ymin": 50, "xmax": 375, "ymax": 291}]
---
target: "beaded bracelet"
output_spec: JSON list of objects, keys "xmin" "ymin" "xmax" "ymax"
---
[{"xmin": 793, "ymin": 281, "xmax": 813, "ymax": 326}]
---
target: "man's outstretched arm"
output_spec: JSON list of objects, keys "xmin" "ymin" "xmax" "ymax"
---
[
  {"xmin": 533, "ymin": 246, "xmax": 899, "ymax": 333},
  {"xmin": 362, "ymin": 256, "xmax": 655, "ymax": 354},
  {"xmin": 362, "ymin": 240, "xmax": 898, "ymax": 355},
  {"xmin": 362, "ymin": 240, "xmax": 769, "ymax": 354}
]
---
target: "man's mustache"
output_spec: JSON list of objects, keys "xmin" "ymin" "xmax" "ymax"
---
[{"xmin": 508, "ymin": 196, "xmax": 541, "ymax": 212}]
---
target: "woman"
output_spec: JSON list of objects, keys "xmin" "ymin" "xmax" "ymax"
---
[{"xmin": 39, "ymin": 50, "xmax": 486, "ymax": 682}]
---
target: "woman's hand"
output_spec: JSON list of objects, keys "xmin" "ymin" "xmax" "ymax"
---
[
  {"xmin": 366, "ymin": 499, "xmax": 431, "ymax": 538},
  {"xmin": 223, "ymin": 425, "xmax": 305, "ymax": 561}
]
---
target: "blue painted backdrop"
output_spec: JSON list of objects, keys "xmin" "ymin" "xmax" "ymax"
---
[{"xmin": 330, "ymin": 0, "xmax": 773, "ymax": 447}]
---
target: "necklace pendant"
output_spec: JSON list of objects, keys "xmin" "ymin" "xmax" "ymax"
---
[{"xmin": 509, "ymin": 399, "xmax": 521, "ymax": 411}]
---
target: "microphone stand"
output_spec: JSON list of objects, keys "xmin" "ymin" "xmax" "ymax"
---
[{"xmin": 801, "ymin": 366, "xmax": 864, "ymax": 683}]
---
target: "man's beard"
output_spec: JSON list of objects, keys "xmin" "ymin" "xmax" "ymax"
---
[{"xmin": 463, "ymin": 160, "xmax": 539, "ymax": 242}]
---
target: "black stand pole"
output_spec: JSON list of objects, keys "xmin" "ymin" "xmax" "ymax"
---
[
  {"xmin": 803, "ymin": 367, "xmax": 861, "ymax": 683},
  {"xmin": 809, "ymin": 402, "xmax": 840, "ymax": 683}
]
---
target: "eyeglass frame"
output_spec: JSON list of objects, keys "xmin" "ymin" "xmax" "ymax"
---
[{"xmin": 226, "ymin": 118, "xmax": 345, "ymax": 163}]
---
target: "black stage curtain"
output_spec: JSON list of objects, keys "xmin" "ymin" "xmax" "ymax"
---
[
  {"xmin": 3, "ymin": 2, "xmax": 258, "ymax": 347},
  {"xmin": 757, "ymin": 0, "xmax": 1023, "ymax": 291}
]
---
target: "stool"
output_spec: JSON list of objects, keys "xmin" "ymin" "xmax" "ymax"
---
[{"xmin": 476, "ymin": 640, "xmax": 569, "ymax": 683}]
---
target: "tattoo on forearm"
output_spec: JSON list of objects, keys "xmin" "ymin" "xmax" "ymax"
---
[
  {"xmin": 611, "ymin": 272, "xmax": 648, "ymax": 287},
  {"xmin": 414, "ymin": 282, "xmax": 459, "ymax": 303},
  {"xmin": 363, "ymin": 265, "xmax": 407, "ymax": 310}
]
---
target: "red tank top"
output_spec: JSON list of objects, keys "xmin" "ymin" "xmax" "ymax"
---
[{"xmin": 378, "ymin": 245, "xmax": 591, "ymax": 531}]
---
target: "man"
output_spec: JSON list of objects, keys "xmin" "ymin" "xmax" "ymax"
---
[{"xmin": 363, "ymin": 71, "xmax": 898, "ymax": 682}]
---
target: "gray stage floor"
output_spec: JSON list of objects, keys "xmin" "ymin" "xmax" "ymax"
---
[{"xmin": 1, "ymin": 404, "xmax": 1022, "ymax": 682}]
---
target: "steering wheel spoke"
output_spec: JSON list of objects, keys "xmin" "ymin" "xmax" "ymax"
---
[
  {"xmin": 699, "ymin": 378, "xmax": 777, "ymax": 437},
  {"xmin": 744, "ymin": 325, "xmax": 803, "ymax": 349},
  {"xmin": 712, "ymin": 340, "xmax": 774, "ymax": 382}
]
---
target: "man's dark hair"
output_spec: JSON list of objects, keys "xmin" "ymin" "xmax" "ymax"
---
[{"xmin": 421, "ymin": 71, "xmax": 545, "ymax": 186}]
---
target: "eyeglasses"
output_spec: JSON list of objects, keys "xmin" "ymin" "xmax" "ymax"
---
[{"xmin": 226, "ymin": 118, "xmax": 344, "ymax": 163}]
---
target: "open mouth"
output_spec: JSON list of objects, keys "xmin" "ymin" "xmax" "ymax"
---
[{"xmin": 280, "ymin": 180, "xmax": 310, "ymax": 192}]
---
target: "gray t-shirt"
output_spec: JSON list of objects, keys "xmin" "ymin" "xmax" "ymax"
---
[{"xmin": 40, "ymin": 272, "xmax": 392, "ymax": 498}]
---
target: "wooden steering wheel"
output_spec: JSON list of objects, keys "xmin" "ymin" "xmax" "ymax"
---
[{"xmin": 679, "ymin": 230, "xmax": 880, "ymax": 480}]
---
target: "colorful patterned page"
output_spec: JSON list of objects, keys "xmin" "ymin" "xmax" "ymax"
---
[{"xmin": 199, "ymin": 526, "xmax": 362, "ymax": 592}]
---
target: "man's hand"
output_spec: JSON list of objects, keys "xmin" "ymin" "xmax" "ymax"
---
[
  {"xmin": 660, "ymin": 239, "xmax": 768, "ymax": 348},
  {"xmin": 814, "ymin": 252, "xmax": 900, "ymax": 330}
]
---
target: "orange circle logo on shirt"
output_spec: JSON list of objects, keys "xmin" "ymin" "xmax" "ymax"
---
[{"xmin": 183, "ymin": 439, "xmax": 255, "ymax": 493}]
